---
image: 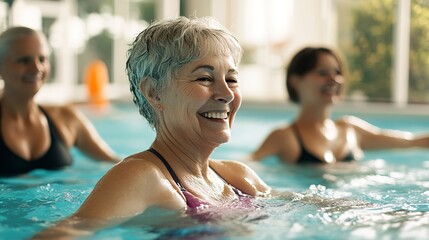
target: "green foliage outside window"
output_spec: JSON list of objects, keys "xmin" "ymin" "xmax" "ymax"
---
[
  {"xmin": 409, "ymin": 0, "xmax": 429, "ymax": 103},
  {"xmin": 343, "ymin": 0, "xmax": 429, "ymax": 103}
]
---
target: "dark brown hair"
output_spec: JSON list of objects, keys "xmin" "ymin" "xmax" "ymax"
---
[{"xmin": 286, "ymin": 47, "xmax": 343, "ymax": 103}]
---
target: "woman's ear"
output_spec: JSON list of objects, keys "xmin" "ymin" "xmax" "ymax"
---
[
  {"xmin": 289, "ymin": 74, "xmax": 300, "ymax": 90},
  {"xmin": 139, "ymin": 78, "xmax": 163, "ymax": 110}
]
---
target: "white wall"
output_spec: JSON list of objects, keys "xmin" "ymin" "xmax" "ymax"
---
[{"xmin": 230, "ymin": 0, "xmax": 337, "ymax": 102}]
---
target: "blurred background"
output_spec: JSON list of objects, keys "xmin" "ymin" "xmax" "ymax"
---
[{"xmin": 0, "ymin": 0, "xmax": 428, "ymax": 107}]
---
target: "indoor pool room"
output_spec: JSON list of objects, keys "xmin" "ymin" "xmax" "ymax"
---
[{"xmin": 1, "ymin": 0, "xmax": 429, "ymax": 239}]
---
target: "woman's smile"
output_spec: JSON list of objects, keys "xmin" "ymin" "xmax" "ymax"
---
[
  {"xmin": 320, "ymin": 83, "xmax": 340, "ymax": 95},
  {"xmin": 22, "ymin": 74, "xmax": 44, "ymax": 83},
  {"xmin": 200, "ymin": 111, "xmax": 229, "ymax": 120}
]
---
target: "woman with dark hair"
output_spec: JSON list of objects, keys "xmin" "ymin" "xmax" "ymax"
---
[{"xmin": 251, "ymin": 47, "xmax": 429, "ymax": 164}]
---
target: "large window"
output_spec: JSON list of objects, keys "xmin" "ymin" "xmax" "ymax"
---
[
  {"xmin": 0, "ymin": 1, "xmax": 7, "ymax": 31},
  {"xmin": 208, "ymin": 0, "xmax": 429, "ymax": 104},
  {"xmin": 75, "ymin": 0, "xmax": 155, "ymax": 84},
  {"xmin": 408, "ymin": 0, "xmax": 429, "ymax": 103},
  {"xmin": 337, "ymin": 0, "xmax": 395, "ymax": 102},
  {"xmin": 76, "ymin": 0, "xmax": 115, "ymax": 84},
  {"xmin": 2, "ymin": 0, "xmax": 427, "ymax": 104},
  {"xmin": 336, "ymin": 0, "xmax": 429, "ymax": 104}
]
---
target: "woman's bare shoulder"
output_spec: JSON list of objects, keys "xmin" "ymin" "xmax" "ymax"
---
[
  {"xmin": 94, "ymin": 152, "xmax": 185, "ymax": 205},
  {"xmin": 266, "ymin": 124, "xmax": 295, "ymax": 139},
  {"xmin": 118, "ymin": 152, "xmax": 168, "ymax": 177},
  {"xmin": 274, "ymin": 123, "xmax": 293, "ymax": 132},
  {"xmin": 210, "ymin": 160, "xmax": 271, "ymax": 196},
  {"xmin": 102, "ymin": 154, "xmax": 163, "ymax": 186},
  {"xmin": 42, "ymin": 104, "xmax": 81, "ymax": 120},
  {"xmin": 337, "ymin": 115, "xmax": 367, "ymax": 124},
  {"xmin": 210, "ymin": 159, "xmax": 247, "ymax": 171},
  {"xmin": 210, "ymin": 159, "xmax": 261, "ymax": 177},
  {"xmin": 336, "ymin": 115, "xmax": 377, "ymax": 131}
]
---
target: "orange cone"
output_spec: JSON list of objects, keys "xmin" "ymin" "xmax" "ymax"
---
[{"xmin": 84, "ymin": 60, "xmax": 109, "ymax": 106}]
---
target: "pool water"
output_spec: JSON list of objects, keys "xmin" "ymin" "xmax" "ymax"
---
[{"xmin": 1, "ymin": 103, "xmax": 429, "ymax": 239}]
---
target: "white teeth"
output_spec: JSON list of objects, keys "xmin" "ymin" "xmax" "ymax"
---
[{"xmin": 203, "ymin": 112, "xmax": 228, "ymax": 119}]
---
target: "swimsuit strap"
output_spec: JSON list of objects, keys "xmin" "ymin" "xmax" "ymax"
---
[
  {"xmin": 291, "ymin": 123, "xmax": 325, "ymax": 164},
  {"xmin": 291, "ymin": 123, "xmax": 304, "ymax": 146},
  {"xmin": 147, "ymin": 148, "xmax": 186, "ymax": 190},
  {"xmin": 38, "ymin": 106, "xmax": 56, "ymax": 139},
  {"xmin": 147, "ymin": 148, "xmax": 241, "ymax": 194},
  {"xmin": 147, "ymin": 148, "xmax": 252, "ymax": 209}
]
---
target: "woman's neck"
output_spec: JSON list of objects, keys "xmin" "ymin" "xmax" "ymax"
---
[
  {"xmin": 151, "ymin": 134, "xmax": 215, "ymax": 177},
  {"xmin": 0, "ymin": 95, "xmax": 38, "ymax": 118},
  {"xmin": 296, "ymin": 105, "xmax": 332, "ymax": 125}
]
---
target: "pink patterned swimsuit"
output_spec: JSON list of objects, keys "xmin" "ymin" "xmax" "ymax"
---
[{"xmin": 147, "ymin": 148, "xmax": 252, "ymax": 210}]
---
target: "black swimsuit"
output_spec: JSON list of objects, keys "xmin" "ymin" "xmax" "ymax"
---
[
  {"xmin": 0, "ymin": 107, "xmax": 73, "ymax": 176},
  {"xmin": 292, "ymin": 124, "xmax": 356, "ymax": 164}
]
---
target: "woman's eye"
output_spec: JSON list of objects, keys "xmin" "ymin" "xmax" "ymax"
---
[
  {"xmin": 316, "ymin": 69, "xmax": 341, "ymax": 77},
  {"xmin": 17, "ymin": 57, "xmax": 32, "ymax": 64},
  {"xmin": 226, "ymin": 78, "xmax": 238, "ymax": 86},
  {"xmin": 197, "ymin": 76, "xmax": 212, "ymax": 82},
  {"xmin": 317, "ymin": 70, "xmax": 329, "ymax": 76},
  {"xmin": 39, "ymin": 56, "xmax": 47, "ymax": 63}
]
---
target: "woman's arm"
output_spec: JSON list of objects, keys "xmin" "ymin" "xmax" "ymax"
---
[
  {"xmin": 251, "ymin": 127, "xmax": 300, "ymax": 163},
  {"xmin": 251, "ymin": 130, "xmax": 279, "ymax": 161},
  {"xmin": 251, "ymin": 128, "xmax": 289, "ymax": 161},
  {"xmin": 58, "ymin": 105, "xmax": 121, "ymax": 163},
  {"xmin": 211, "ymin": 160, "xmax": 271, "ymax": 197},
  {"xmin": 33, "ymin": 159, "xmax": 185, "ymax": 239},
  {"xmin": 347, "ymin": 116, "xmax": 429, "ymax": 150}
]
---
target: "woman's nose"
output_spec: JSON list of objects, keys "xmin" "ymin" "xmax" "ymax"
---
[
  {"xmin": 29, "ymin": 59, "xmax": 44, "ymax": 73},
  {"xmin": 214, "ymin": 80, "xmax": 234, "ymax": 104},
  {"xmin": 329, "ymin": 72, "xmax": 344, "ymax": 84}
]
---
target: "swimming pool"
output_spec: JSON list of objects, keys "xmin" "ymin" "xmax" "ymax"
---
[{"xmin": 1, "ymin": 102, "xmax": 429, "ymax": 239}]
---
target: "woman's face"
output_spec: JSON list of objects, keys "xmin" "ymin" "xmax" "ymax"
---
[
  {"xmin": 0, "ymin": 34, "xmax": 50, "ymax": 98},
  {"xmin": 297, "ymin": 53, "xmax": 344, "ymax": 105},
  {"xmin": 157, "ymin": 53, "xmax": 241, "ymax": 147}
]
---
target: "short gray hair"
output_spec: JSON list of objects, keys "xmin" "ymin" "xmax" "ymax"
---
[
  {"xmin": 0, "ymin": 26, "xmax": 49, "ymax": 63},
  {"xmin": 126, "ymin": 16, "xmax": 242, "ymax": 129}
]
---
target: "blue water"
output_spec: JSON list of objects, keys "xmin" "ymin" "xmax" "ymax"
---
[{"xmin": 1, "ymin": 103, "xmax": 429, "ymax": 239}]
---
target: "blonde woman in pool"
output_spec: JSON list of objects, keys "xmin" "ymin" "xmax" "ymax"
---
[
  {"xmin": 0, "ymin": 26, "xmax": 120, "ymax": 176},
  {"xmin": 251, "ymin": 47, "xmax": 429, "ymax": 164},
  {"xmin": 34, "ymin": 17, "xmax": 270, "ymax": 239}
]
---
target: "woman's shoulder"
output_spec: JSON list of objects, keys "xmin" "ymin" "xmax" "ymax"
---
[
  {"xmin": 41, "ymin": 104, "xmax": 80, "ymax": 119},
  {"xmin": 210, "ymin": 159, "xmax": 262, "ymax": 176},
  {"xmin": 275, "ymin": 123, "xmax": 294, "ymax": 131},
  {"xmin": 210, "ymin": 159, "xmax": 271, "ymax": 196},
  {"xmin": 120, "ymin": 153, "xmax": 164, "ymax": 175},
  {"xmin": 210, "ymin": 160, "xmax": 258, "ymax": 182},
  {"xmin": 40, "ymin": 105, "xmax": 87, "ymax": 141},
  {"xmin": 336, "ymin": 115, "xmax": 372, "ymax": 128},
  {"xmin": 77, "ymin": 153, "xmax": 186, "ymax": 216},
  {"xmin": 103, "ymin": 154, "xmax": 177, "ymax": 193},
  {"xmin": 266, "ymin": 124, "xmax": 295, "ymax": 139},
  {"xmin": 210, "ymin": 159, "xmax": 248, "ymax": 171}
]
